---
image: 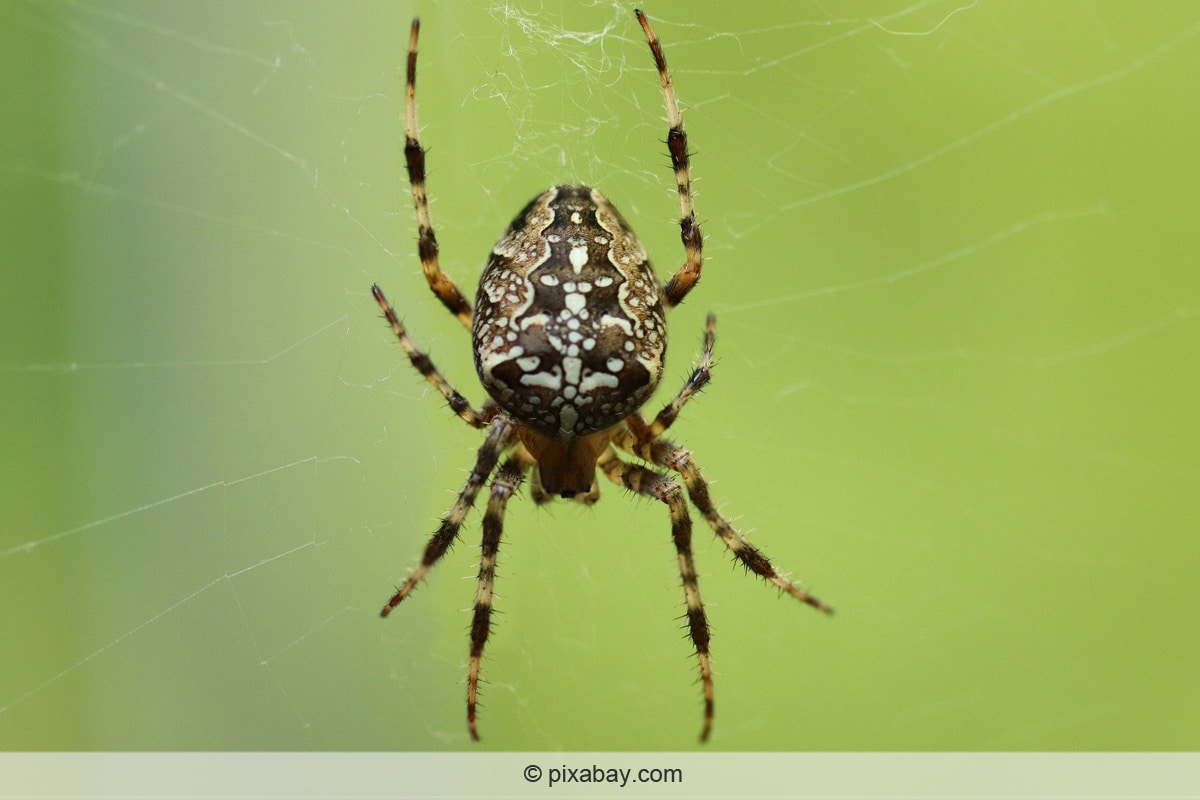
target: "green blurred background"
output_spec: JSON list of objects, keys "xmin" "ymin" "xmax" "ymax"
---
[{"xmin": 2, "ymin": 0, "xmax": 1197, "ymax": 751}]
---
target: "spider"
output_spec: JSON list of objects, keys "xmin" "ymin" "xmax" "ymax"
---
[{"xmin": 372, "ymin": 9, "xmax": 832, "ymax": 742}]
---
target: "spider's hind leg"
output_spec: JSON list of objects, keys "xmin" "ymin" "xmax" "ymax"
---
[
  {"xmin": 636, "ymin": 10, "xmax": 703, "ymax": 310},
  {"xmin": 403, "ymin": 18, "xmax": 473, "ymax": 329}
]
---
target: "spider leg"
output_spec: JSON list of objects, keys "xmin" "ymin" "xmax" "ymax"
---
[
  {"xmin": 636, "ymin": 10, "xmax": 703, "ymax": 309},
  {"xmin": 467, "ymin": 452, "xmax": 529, "ymax": 741},
  {"xmin": 598, "ymin": 448, "xmax": 714, "ymax": 741},
  {"xmin": 403, "ymin": 18, "xmax": 473, "ymax": 329},
  {"xmin": 630, "ymin": 312, "xmax": 716, "ymax": 443},
  {"xmin": 371, "ymin": 283, "xmax": 492, "ymax": 429},
  {"xmin": 380, "ymin": 416, "xmax": 519, "ymax": 616},
  {"xmin": 616, "ymin": 431, "xmax": 833, "ymax": 615}
]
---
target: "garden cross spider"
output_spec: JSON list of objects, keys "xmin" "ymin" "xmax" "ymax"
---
[{"xmin": 372, "ymin": 9, "xmax": 832, "ymax": 742}]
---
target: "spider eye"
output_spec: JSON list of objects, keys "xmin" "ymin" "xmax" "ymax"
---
[{"xmin": 560, "ymin": 490, "xmax": 577, "ymax": 499}]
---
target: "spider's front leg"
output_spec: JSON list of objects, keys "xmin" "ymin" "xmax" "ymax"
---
[
  {"xmin": 467, "ymin": 453, "xmax": 529, "ymax": 740},
  {"xmin": 621, "ymin": 314, "xmax": 833, "ymax": 614},
  {"xmin": 599, "ymin": 450, "xmax": 715, "ymax": 741},
  {"xmin": 380, "ymin": 415, "xmax": 518, "ymax": 616},
  {"xmin": 618, "ymin": 430, "xmax": 833, "ymax": 615}
]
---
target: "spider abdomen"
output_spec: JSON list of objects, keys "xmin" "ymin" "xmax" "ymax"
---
[{"xmin": 473, "ymin": 185, "xmax": 667, "ymax": 439}]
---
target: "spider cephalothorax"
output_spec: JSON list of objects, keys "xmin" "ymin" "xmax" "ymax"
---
[{"xmin": 371, "ymin": 10, "xmax": 831, "ymax": 742}]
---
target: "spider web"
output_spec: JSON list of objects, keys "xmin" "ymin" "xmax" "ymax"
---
[{"xmin": 2, "ymin": 0, "xmax": 1198, "ymax": 753}]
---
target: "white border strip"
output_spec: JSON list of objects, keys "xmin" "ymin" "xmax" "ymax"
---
[{"xmin": 2, "ymin": 752, "xmax": 1198, "ymax": 798}]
